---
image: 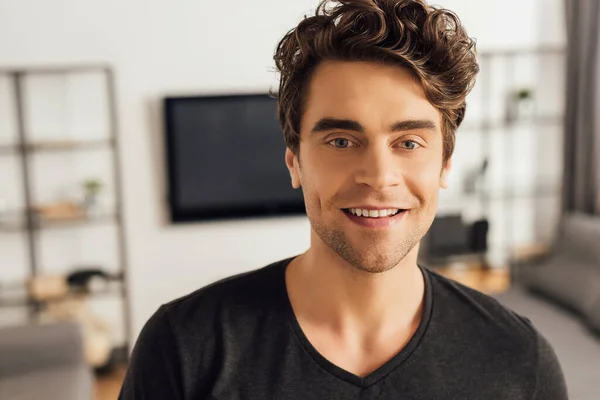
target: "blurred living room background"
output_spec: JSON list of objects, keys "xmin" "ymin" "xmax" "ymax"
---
[{"xmin": 0, "ymin": 0, "xmax": 599, "ymax": 399}]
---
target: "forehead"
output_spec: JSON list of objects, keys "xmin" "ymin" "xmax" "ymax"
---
[{"xmin": 303, "ymin": 61, "xmax": 439, "ymax": 125}]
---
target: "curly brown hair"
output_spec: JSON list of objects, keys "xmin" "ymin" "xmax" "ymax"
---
[{"xmin": 273, "ymin": 0, "xmax": 479, "ymax": 163}]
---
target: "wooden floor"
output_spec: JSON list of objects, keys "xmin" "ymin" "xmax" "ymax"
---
[
  {"xmin": 95, "ymin": 366, "xmax": 126, "ymax": 400},
  {"xmin": 435, "ymin": 265, "xmax": 511, "ymax": 295},
  {"xmin": 94, "ymin": 267, "xmax": 510, "ymax": 399}
]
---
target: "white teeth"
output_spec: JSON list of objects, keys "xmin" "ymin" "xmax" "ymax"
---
[{"xmin": 348, "ymin": 208, "xmax": 400, "ymax": 218}]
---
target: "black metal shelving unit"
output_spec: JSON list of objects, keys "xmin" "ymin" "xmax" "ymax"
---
[
  {"xmin": 467, "ymin": 46, "xmax": 565, "ymax": 267},
  {"xmin": 421, "ymin": 46, "xmax": 566, "ymax": 270},
  {"xmin": 0, "ymin": 65, "xmax": 131, "ymax": 356}
]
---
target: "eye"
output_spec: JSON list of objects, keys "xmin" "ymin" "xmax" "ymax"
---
[
  {"xmin": 328, "ymin": 138, "xmax": 356, "ymax": 148},
  {"xmin": 399, "ymin": 140, "xmax": 421, "ymax": 150}
]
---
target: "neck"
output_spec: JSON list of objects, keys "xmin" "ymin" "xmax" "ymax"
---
[{"xmin": 287, "ymin": 239, "xmax": 425, "ymax": 340}]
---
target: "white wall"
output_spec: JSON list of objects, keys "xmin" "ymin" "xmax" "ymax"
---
[{"xmin": 0, "ymin": 0, "xmax": 566, "ymax": 346}]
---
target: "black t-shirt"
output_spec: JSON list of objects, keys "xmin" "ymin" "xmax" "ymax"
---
[{"xmin": 119, "ymin": 257, "xmax": 567, "ymax": 399}]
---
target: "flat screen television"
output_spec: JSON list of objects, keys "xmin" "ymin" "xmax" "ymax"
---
[{"xmin": 164, "ymin": 93, "xmax": 305, "ymax": 223}]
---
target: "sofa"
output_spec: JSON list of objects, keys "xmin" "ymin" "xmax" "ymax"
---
[
  {"xmin": 0, "ymin": 322, "xmax": 93, "ymax": 400},
  {"xmin": 493, "ymin": 212, "xmax": 600, "ymax": 400}
]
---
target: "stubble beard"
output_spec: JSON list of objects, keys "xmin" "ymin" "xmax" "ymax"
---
[
  {"xmin": 297, "ymin": 158, "xmax": 432, "ymax": 274},
  {"xmin": 311, "ymin": 215, "xmax": 423, "ymax": 274}
]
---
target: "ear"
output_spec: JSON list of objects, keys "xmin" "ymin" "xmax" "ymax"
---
[
  {"xmin": 440, "ymin": 157, "xmax": 452, "ymax": 189},
  {"xmin": 285, "ymin": 148, "xmax": 301, "ymax": 189}
]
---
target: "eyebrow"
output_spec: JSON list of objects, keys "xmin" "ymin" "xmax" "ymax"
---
[
  {"xmin": 391, "ymin": 119, "xmax": 437, "ymax": 132},
  {"xmin": 310, "ymin": 118, "xmax": 437, "ymax": 134}
]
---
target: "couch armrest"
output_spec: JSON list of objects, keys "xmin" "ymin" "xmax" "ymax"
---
[
  {"xmin": 0, "ymin": 322, "xmax": 86, "ymax": 378},
  {"xmin": 508, "ymin": 243, "xmax": 553, "ymax": 285}
]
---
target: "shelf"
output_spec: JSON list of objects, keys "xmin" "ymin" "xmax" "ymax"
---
[
  {"xmin": 0, "ymin": 298, "xmax": 31, "ymax": 308},
  {"xmin": 28, "ymin": 138, "xmax": 114, "ymax": 152},
  {"xmin": 0, "ymin": 138, "xmax": 114, "ymax": 156},
  {"xmin": 459, "ymin": 115, "xmax": 564, "ymax": 132},
  {"xmin": 0, "ymin": 212, "xmax": 119, "ymax": 232},
  {"xmin": 0, "ymin": 275, "xmax": 124, "ymax": 309},
  {"xmin": 477, "ymin": 46, "xmax": 564, "ymax": 58},
  {"xmin": 0, "ymin": 212, "xmax": 25, "ymax": 233},
  {"xmin": 37, "ymin": 212, "xmax": 119, "ymax": 230},
  {"xmin": 441, "ymin": 182, "xmax": 561, "ymax": 203},
  {"xmin": 482, "ymin": 188, "xmax": 561, "ymax": 201},
  {"xmin": 0, "ymin": 288, "xmax": 124, "ymax": 308},
  {"xmin": 0, "ymin": 143, "xmax": 18, "ymax": 155},
  {"xmin": 0, "ymin": 65, "xmax": 110, "ymax": 75},
  {"xmin": 0, "ymin": 225, "xmax": 24, "ymax": 234}
]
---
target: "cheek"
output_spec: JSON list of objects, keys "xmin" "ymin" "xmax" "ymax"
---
[
  {"xmin": 300, "ymin": 149, "xmax": 346, "ymax": 189},
  {"xmin": 404, "ymin": 159, "xmax": 444, "ymax": 197},
  {"xmin": 298, "ymin": 152, "xmax": 348, "ymax": 212}
]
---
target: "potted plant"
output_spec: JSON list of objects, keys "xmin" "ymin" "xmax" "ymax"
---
[
  {"xmin": 509, "ymin": 87, "xmax": 535, "ymax": 121},
  {"xmin": 83, "ymin": 179, "xmax": 103, "ymax": 218}
]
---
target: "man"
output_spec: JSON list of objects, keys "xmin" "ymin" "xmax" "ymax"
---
[{"xmin": 120, "ymin": 0, "xmax": 568, "ymax": 398}]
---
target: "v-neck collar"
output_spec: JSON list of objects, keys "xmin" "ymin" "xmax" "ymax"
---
[{"xmin": 279, "ymin": 256, "xmax": 434, "ymax": 388}]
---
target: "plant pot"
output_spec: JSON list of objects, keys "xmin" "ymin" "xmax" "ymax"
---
[
  {"xmin": 515, "ymin": 98, "xmax": 535, "ymax": 121},
  {"xmin": 84, "ymin": 192, "xmax": 101, "ymax": 218}
]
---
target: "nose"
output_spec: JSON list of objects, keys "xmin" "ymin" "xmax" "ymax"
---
[{"xmin": 354, "ymin": 143, "xmax": 402, "ymax": 190}]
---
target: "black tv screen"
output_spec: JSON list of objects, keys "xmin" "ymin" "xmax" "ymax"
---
[{"xmin": 164, "ymin": 93, "xmax": 305, "ymax": 222}]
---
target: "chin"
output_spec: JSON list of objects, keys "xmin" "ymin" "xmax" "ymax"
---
[
  {"xmin": 311, "ymin": 216, "xmax": 422, "ymax": 274},
  {"xmin": 340, "ymin": 249, "xmax": 406, "ymax": 274},
  {"xmin": 327, "ymin": 235, "xmax": 415, "ymax": 274}
]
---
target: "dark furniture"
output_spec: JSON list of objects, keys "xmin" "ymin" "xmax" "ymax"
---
[{"xmin": 419, "ymin": 214, "xmax": 489, "ymax": 268}]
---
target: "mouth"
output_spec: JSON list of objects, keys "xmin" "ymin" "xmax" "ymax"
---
[
  {"xmin": 342, "ymin": 208, "xmax": 403, "ymax": 218},
  {"xmin": 341, "ymin": 207, "xmax": 409, "ymax": 228}
]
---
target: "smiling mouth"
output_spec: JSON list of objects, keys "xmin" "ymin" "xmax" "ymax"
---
[{"xmin": 342, "ymin": 208, "xmax": 405, "ymax": 218}]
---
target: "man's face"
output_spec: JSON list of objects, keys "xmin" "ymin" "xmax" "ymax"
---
[{"xmin": 285, "ymin": 61, "xmax": 451, "ymax": 273}]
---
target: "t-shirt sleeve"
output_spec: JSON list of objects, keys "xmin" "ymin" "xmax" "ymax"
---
[
  {"xmin": 118, "ymin": 305, "xmax": 185, "ymax": 400},
  {"xmin": 532, "ymin": 331, "xmax": 568, "ymax": 400}
]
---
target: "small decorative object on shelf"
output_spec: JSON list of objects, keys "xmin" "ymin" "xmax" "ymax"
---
[
  {"xmin": 32, "ymin": 201, "xmax": 87, "ymax": 224},
  {"xmin": 82, "ymin": 178, "xmax": 103, "ymax": 218},
  {"xmin": 27, "ymin": 275, "xmax": 69, "ymax": 301},
  {"xmin": 507, "ymin": 87, "xmax": 536, "ymax": 123}
]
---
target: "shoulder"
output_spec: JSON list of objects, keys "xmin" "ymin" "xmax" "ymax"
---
[
  {"xmin": 124, "ymin": 258, "xmax": 294, "ymax": 398},
  {"xmin": 425, "ymin": 267, "xmax": 538, "ymax": 339},
  {"xmin": 160, "ymin": 257, "xmax": 293, "ymax": 331},
  {"xmin": 130, "ymin": 258, "xmax": 293, "ymax": 380},
  {"xmin": 424, "ymin": 268, "xmax": 540, "ymax": 369},
  {"xmin": 424, "ymin": 268, "xmax": 568, "ymax": 395}
]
